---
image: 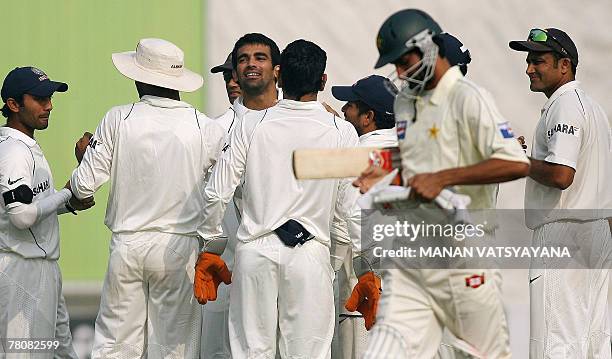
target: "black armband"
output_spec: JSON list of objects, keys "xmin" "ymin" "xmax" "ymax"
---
[{"xmin": 2, "ymin": 185, "xmax": 34, "ymax": 205}]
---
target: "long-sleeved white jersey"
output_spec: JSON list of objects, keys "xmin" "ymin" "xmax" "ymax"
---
[
  {"xmin": 198, "ymin": 99, "xmax": 362, "ymax": 250},
  {"xmin": 71, "ymin": 95, "xmax": 226, "ymax": 235}
]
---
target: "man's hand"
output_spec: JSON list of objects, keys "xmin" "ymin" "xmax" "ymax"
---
[
  {"xmin": 75, "ymin": 132, "xmax": 93, "ymax": 164},
  {"xmin": 352, "ymin": 165, "xmax": 390, "ymax": 194},
  {"xmin": 321, "ymin": 102, "xmax": 340, "ymax": 117},
  {"xmin": 69, "ymin": 195, "xmax": 95, "ymax": 211},
  {"xmin": 194, "ymin": 252, "xmax": 232, "ymax": 305},
  {"xmin": 345, "ymin": 271, "xmax": 382, "ymax": 330},
  {"xmin": 64, "ymin": 180, "xmax": 95, "ymax": 210},
  {"xmin": 517, "ymin": 136, "xmax": 528, "ymax": 153},
  {"xmin": 406, "ymin": 172, "xmax": 448, "ymax": 201}
]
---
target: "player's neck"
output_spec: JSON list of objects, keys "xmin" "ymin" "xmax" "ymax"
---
[
  {"xmin": 284, "ymin": 93, "xmax": 317, "ymax": 102},
  {"xmin": 243, "ymin": 88, "xmax": 277, "ymax": 110},
  {"xmin": 6, "ymin": 118, "xmax": 35, "ymax": 139},
  {"xmin": 425, "ymin": 58, "xmax": 451, "ymax": 90}
]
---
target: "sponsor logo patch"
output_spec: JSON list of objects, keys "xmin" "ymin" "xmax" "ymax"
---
[
  {"xmin": 88, "ymin": 137, "xmax": 101, "ymax": 150},
  {"xmin": 396, "ymin": 120, "xmax": 407, "ymax": 140},
  {"xmin": 7, "ymin": 177, "xmax": 23, "ymax": 186},
  {"xmin": 547, "ymin": 123, "xmax": 580, "ymax": 139},
  {"xmin": 497, "ymin": 121, "xmax": 515, "ymax": 139},
  {"xmin": 465, "ymin": 273, "xmax": 485, "ymax": 289},
  {"xmin": 32, "ymin": 179, "xmax": 50, "ymax": 196}
]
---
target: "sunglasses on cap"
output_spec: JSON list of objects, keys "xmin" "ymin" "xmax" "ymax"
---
[{"xmin": 528, "ymin": 28, "xmax": 569, "ymax": 57}]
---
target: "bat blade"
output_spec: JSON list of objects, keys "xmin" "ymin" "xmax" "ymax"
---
[{"xmin": 292, "ymin": 147, "xmax": 399, "ymax": 179}]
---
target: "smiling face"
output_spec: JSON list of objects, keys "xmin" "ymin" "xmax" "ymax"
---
[
  {"xmin": 525, "ymin": 51, "xmax": 571, "ymax": 97},
  {"xmin": 234, "ymin": 43, "xmax": 278, "ymax": 96}
]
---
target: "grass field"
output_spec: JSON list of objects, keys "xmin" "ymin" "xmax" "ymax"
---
[{"xmin": 1, "ymin": 0, "xmax": 206, "ymax": 280}]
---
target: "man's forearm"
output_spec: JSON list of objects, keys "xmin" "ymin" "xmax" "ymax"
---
[
  {"xmin": 436, "ymin": 158, "xmax": 530, "ymax": 187},
  {"xmin": 527, "ymin": 158, "xmax": 574, "ymax": 190}
]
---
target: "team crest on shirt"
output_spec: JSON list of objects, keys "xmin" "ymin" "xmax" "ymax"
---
[
  {"xmin": 497, "ymin": 122, "xmax": 515, "ymax": 139},
  {"xmin": 465, "ymin": 273, "xmax": 485, "ymax": 289},
  {"xmin": 547, "ymin": 123, "xmax": 580, "ymax": 139},
  {"xmin": 396, "ymin": 120, "xmax": 407, "ymax": 140}
]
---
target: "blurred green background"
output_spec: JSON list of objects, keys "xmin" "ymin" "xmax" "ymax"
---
[{"xmin": 1, "ymin": 0, "xmax": 205, "ymax": 280}]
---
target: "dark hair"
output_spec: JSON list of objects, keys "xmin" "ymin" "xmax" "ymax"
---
[
  {"xmin": 1, "ymin": 94, "xmax": 24, "ymax": 118},
  {"xmin": 280, "ymin": 39, "xmax": 327, "ymax": 99},
  {"xmin": 231, "ymin": 33, "xmax": 281, "ymax": 70},
  {"xmin": 551, "ymin": 51, "xmax": 577, "ymax": 76},
  {"xmin": 355, "ymin": 101, "xmax": 395, "ymax": 130}
]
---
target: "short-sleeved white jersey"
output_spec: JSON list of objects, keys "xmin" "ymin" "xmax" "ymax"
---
[
  {"xmin": 524, "ymin": 81, "xmax": 612, "ymax": 229},
  {"xmin": 199, "ymin": 99, "xmax": 361, "ymax": 248},
  {"xmin": 71, "ymin": 95, "xmax": 226, "ymax": 235},
  {"xmin": 396, "ymin": 66, "xmax": 529, "ymax": 209},
  {"xmin": 0, "ymin": 127, "xmax": 61, "ymax": 259}
]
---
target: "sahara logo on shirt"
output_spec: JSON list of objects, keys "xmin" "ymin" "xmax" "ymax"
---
[
  {"xmin": 547, "ymin": 123, "xmax": 580, "ymax": 140},
  {"xmin": 32, "ymin": 179, "xmax": 50, "ymax": 196},
  {"xmin": 497, "ymin": 122, "xmax": 514, "ymax": 139},
  {"xmin": 88, "ymin": 137, "xmax": 102, "ymax": 150}
]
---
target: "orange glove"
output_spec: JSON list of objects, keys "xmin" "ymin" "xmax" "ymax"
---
[
  {"xmin": 194, "ymin": 252, "xmax": 232, "ymax": 305},
  {"xmin": 344, "ymin": 271, "xmax": 382, "ymax": 330}
]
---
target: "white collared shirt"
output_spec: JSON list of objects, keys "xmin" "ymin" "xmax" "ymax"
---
[
  {"xmin": 71, "ymin": 95, "xmax": 226, "ymax": 235},
  {"xmin": 358, "ymin": 127, "xmax": 398, "ymax": 148},
  {"xmin": 524, "ymin": 81, "xmax": 612, "ymax": 229},
  {"xmin": 0, "ymin": 127, "xmax": 61, "ymax": 259},
  {"xmin": 199, "ymin": 99, "xmax": 361, "ymax": 249},
  {"xmin": 396, "ymin": 66, "xmax": 529, "ymax": 209}
]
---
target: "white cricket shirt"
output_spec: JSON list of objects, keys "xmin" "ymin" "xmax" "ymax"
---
[
  {"xmin": 199, "ymin": 99, "xmax": 361, "ymax": 248},
  {"xmin": 0, "ymin": 127, "xmax": 61, "ymax": 259},
  {"xmin": 396, "ymin": 66, "xmax": 529, "ymax": 209},
  {"xmin": 71, "ymin": 95, "xmax": 226, "ymax": 235},
  {"xmin": 524, "ymin": 81, "xmax": 612, "ymax": 229},
  {"xmin": 358, "ymin": 127, "xmax": 398, "ymax": 148}
]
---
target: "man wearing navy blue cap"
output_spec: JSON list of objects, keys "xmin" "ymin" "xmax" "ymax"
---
[
  {"xmin": 0, "ymin": 66, "xmax": 92, "ymax": 358},
  {"xmin": 435, "ymin": 33, "xmax": 471, "ymax": 76},
  {"xmin": 510, "ymin": 28, "xmax": 612, "ymax": 359},
  {"xmin": 330, "ymin": 75, "xmax": 398, "ymax": 359}
]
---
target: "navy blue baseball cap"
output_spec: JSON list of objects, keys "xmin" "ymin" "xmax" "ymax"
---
[
  {"xmin": 1, "ymin": 67, "xmax": 68, "ymax": 103},
  {"xmin": 331, "ymin": 75, "xmax": 397, "ymax": 115},
  {"xmin": 435, "ymin": 33, "xmax": 471, "ymax": 74}
]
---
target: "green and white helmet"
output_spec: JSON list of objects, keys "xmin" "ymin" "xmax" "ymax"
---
[{"xmin": 375, "ymin": 9, "xmax": 442, "ymax": 97}]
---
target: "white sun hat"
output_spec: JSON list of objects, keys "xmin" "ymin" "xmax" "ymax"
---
[{"xmin": 111, "ymin": 38, "xmax": 203, "ymax": 92}]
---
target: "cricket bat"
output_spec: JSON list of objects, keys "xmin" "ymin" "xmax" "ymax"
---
[{"xmin": 292, "ymin": 147, "xmax": 400, "ymax": 179}]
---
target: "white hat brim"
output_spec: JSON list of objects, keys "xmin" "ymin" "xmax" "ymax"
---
[{"xmin": 111, "ymin": 51, "xmax": 203, "ymax": 92}]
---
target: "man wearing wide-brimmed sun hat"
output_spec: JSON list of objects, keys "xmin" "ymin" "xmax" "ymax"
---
[{"xmin": 67, "ymin": 38, "xmax": 227, "ymax": 358}]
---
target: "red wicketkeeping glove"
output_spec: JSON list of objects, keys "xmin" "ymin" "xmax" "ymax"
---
[
  {"xmin": 344, "ymin": 271, "xmax": 382, "ymax": 330},
  {"xmin": 194, "ymin": 252, "xmax": 232, "ymax": 305}
]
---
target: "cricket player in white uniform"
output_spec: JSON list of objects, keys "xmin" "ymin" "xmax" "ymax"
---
[
  {"xmin": 195, "ymin": 39, "xmax": 365, "ymax": 359},
  {"xmin": 0, "ymin": 67, "xmax": 93, "ymax": 358},
  {"xmin": 353, "ymin": 9, "xmax": 530, "ymax": 358},
  {"xmin": 68, "ymin": 39, "xmax": 226, "ymax": 359},
  {"xmin": 330, "ymin": 74, "xmax": 398, "ymax": 359},
  {"xmin": 510, "ymin": 28, "xmax": 612, "ymax": 359},
  {"xmin": 200, "ymin": 35, "xmax": 282, "ymax": 359}
]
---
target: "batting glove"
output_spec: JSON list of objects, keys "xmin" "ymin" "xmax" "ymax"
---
[
  {"xmin": 194, "ymin": 252, "xmax": 232, "ymax": 305},
  {"xmin": 345, "ymin": 271, "xmax": 382, "ymax": 330}
]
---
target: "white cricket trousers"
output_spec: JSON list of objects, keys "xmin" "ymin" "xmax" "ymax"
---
[
  {"xmin": 91, "ymin": 232, "xmax": 201, "ymax": 359},
  {"xmin": 0, "ymin": 252, "xmax": 77, "ymax": 358},
  {"xmin": 530, "ymin": 219, "xmax": 611, "ymax": 359},
  {"xmin": 364, "ymin": 268, "xmax": 511, "ymax": 359},
  {"xmin": 229, "ymin": 234, "xmax": 335, "ymax": 359}
]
